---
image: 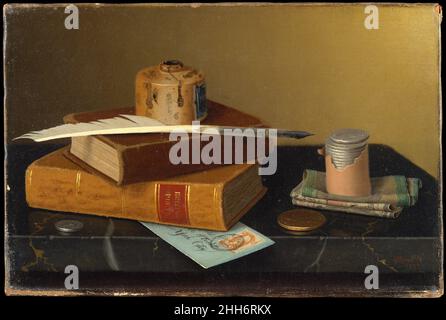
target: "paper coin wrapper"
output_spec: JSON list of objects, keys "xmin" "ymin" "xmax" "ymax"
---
[
  {"xmin": 291, "ymin": 129, "xmax": 422, "ymax": 219},
  {"xmin": 319, "ymin": 128, "xmax": 372, "ymax": 197}
]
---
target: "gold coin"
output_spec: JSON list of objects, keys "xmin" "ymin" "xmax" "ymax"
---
[{"xmin": 277, "ymin": 209, "xmax": 326, "ymax": 232}]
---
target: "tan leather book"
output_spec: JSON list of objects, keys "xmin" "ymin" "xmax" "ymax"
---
[
  {"xmin": 25, "ymin": 148, "xmax": 267, "ymax": 231},
  {"xmin": 64, "ymin": 100, "xmax": 265, "ymax": 185}
]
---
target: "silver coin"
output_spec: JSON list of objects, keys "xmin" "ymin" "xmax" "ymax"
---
[
  {"xmin": 327, "ymin": 143, "xmax": 367, "ymax": 151},
  {"xmin": 326, "ymin": 141, "xmax": 367, "ymax": 152},
  {"xmin": 327, "ymin": 144, "xmax": 366, "ymax": 151},
  {"xmin": 55, "ymin": 219, "xmax": 84, "ymax": 233},
  {"xmin": 326, "ymin": 138, "xmax": 368, "ymax": 146},
  {"xmin": 326, "ymin": 129, "xmax": 369, "ymax": 169},
  {"xmin": 329, "ymin": 128, "xmax": 369, "ymax": 144},
  {"xmin": 330, "ymin": 154, "xmax": 362, "ymax": 159},
  {"xmin": 330, "ymin": 151, "xmax": 364, "ymax": 157},
  {"xmin": 328, "ymin": 150, "xmax": 364, "ymax": 156}
]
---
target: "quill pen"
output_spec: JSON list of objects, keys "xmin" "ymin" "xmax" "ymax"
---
[{"xmin": 14, "ymin": 114, "xmax": 313, "ymax": 142}]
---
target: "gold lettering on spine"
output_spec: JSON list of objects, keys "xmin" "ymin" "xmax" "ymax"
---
[
  {"xmin": 155, "ymin": 183, "xmax": 160, "ymax": 221},
  {"xmin": 185, "ymin": 185, "xmax": 190, "ymax": 217},
  {"xmin": 75, "ymin": 171, "xmax": 81, "ymax": 195}
]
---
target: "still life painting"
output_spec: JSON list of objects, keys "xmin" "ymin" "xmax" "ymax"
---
[{"xmin": 4, "ymin": 3, "xmax": 443, "ymax": 298}]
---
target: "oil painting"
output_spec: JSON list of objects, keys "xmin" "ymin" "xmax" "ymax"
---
[{"xmin": 4, "ymin": 3, "xmax": 443, "ymax": 299}]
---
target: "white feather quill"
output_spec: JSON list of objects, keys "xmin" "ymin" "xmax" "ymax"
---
[{"xmin": 14, "ymin": 114, "xmax": 313, "ymax": 142}]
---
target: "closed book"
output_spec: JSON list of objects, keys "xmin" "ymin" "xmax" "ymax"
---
[
  {"xmin": 64, "ymin": 100, "xmax": 265, "ymax": 185},
  {"xmin": 25, "ymin": 147, "xmax": 267, "ymax": 231}
]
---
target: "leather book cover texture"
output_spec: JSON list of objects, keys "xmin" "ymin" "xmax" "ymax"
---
[
  {"xmin": 25, "ymin": 147, "xmax": 267, "ymax": 231},
  {"xmin": 63, "ymin": 100, "xmax": 266, "ymax": 185}
]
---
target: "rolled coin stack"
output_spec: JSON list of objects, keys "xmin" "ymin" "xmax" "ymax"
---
[{"xmin": 325, "ymin": 129, "xmax": 369, "ymax": 169}]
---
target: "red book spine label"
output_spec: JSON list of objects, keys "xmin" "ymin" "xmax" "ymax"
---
[{"xmin": 156, "ymin": 184, "xmax": 190, "ymax": 225}]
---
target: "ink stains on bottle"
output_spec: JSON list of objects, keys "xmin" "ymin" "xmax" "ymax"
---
[
  {"xmin": 144, "ymin": 82, "xmax": 153, "ymax": 109},
  {"xmin": 152, "ymin": 88, "xmax": 158, "ymax": 104},
  {"xmin": 135, "ymin": 60, "xmax": 207, "ymax": 124},
  {"xmin": 177, "ymin": 82, "xmax": 184, "ymax": 107}
]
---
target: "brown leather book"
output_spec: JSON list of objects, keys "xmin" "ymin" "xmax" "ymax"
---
[
  {"xmin": 64, "ymin": 100, "xmax": 265, "ymax": 185},
  {"xmin": 25, "ymin": 148, "xmax": 267, "ymax": 231}
]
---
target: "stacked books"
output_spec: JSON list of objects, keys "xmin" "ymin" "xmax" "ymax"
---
[{"xmin": 25, "ymin": 100, "xmax": 267, "ymax": 231}]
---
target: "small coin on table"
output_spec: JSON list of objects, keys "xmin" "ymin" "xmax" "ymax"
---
[
  {"xmin": 55, "ymin": 219, "xmax": 84, "ymax": 233},
  {"xmin": 277, "ymin": 209, "xmax": 326, "ymax": 232}
]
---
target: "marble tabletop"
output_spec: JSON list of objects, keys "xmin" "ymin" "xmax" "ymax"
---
[{"xmin": 5, "ymin": 143, "xmax": 442, "ymax": 297}]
